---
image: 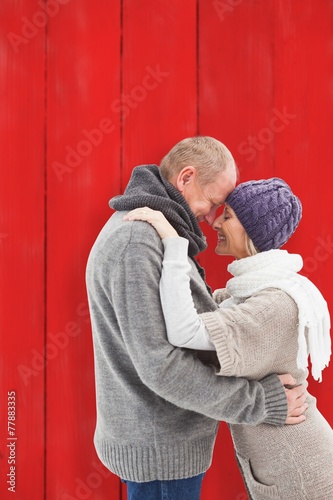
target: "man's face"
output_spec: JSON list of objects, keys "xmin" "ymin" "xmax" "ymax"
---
[{"xmin": 181, "ymin": 165, "xmax": 237, "ymax": 225}]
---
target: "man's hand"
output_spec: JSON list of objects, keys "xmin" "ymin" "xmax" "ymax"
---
[{"xmin": 278, "ymin": 374, "xmax": 308, "ymax": 424}]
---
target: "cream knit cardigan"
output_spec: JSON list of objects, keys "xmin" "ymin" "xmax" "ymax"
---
[
  {"xmin": 160, "ymin": 240, "xmax": 333, "ymax": 499},
  {"xmin": 202, "ymin": 286, "xmax": 333, "ymax": 499}
]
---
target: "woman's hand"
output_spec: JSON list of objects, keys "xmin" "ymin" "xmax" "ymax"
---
[{"xmin": 123, "ymin": 207, "xmax": 179, "ymax": 239}]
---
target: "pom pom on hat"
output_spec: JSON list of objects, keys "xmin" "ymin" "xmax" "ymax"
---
[{"xmin": 226, "ymin": 178, "xmax": 302, "ymax": 252}]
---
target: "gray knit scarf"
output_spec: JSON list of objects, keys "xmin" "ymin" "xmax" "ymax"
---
[{"xmin": 109, "ymin": 164, "xmax": 211, "ymax": 290}]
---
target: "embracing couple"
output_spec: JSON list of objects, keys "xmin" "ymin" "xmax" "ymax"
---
[{"xmin": 86, "ymin": 137, "xmax": 333, "ymax": 500}]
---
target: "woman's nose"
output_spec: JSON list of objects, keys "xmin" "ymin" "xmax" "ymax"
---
[{"xmin": 212, "ymin": 214, "xmax": 224, "ymax": 230}]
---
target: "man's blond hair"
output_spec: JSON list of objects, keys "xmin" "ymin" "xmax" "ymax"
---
[{"xmin": 159, "ymin": 136, "xmax": 235, "ymax": 186}]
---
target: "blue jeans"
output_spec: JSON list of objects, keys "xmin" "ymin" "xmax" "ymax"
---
[{"xmin": 123, "ymin": 473, "xmax": 205, "ymax": 500}]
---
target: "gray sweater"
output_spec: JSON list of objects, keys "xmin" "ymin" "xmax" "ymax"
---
[{"xmin": 85, "ymin": 210, "xmax": 289, "ymax": 482}]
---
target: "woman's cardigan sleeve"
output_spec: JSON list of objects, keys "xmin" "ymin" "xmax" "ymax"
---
[{"xmin": 200, "ymin": 290, "xmax": 297, "ymax": 377}]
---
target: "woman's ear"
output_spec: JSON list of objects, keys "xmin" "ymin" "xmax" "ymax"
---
[{"xmin": 175, "ymin": 166, "xmax": 196, "ymax": 194}]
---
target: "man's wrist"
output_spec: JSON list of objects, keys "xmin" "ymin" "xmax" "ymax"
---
[{"xmin": 260, "ymin": 374, "xmax": 288, "ymax": 426}]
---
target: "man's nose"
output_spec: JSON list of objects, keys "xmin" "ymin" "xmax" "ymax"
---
[{"xmin": 204, "ymin": 206, "xmax": 218, "ymax": 226}]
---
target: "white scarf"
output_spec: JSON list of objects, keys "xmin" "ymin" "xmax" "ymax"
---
[{"xmin": 221, "ymin": 249, "xmax": 331, "ymax": 382}]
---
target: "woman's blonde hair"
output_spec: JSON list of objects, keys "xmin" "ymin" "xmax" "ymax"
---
[
  {"xmin": 244, "ymin": 234, "xmax": 259, "ymax": 256},
  {"xmin": 160, "ymin": 136, "xmax": 235, "ymax": 186}
]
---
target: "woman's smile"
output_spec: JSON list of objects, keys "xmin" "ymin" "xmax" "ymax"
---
[{"xmin": 217, "ymin": 233, "xmax": 226, "ymax": 243}]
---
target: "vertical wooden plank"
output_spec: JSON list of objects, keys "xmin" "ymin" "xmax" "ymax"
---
[
  {"xmin": 46, "ymin": 0, "xmax": 122, "ymax": 498},
  {"xmin": 274, "ymin": 0, "xmax": 333, "ymax": 422},
  {"xmin": 199, "ymin": 2, "xmax": 275, "ymax": 497},
  {"xmin": 0, "ymin": 1, "xmax": 46, "ymax": 498},
  {"xmin": 198, "ymin": 0, "xmax": 276, "ymax": 292},
  {"xmin": 121, "ymin": 0, "xmax": 197, "ymax": 183},
  {"xmin": 199, "ymin": 0, "xmax": 276, "ymax": 173}
]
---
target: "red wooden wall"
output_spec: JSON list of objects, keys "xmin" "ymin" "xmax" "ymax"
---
[{"xmin": 1, "ymin": 1, "xmax": 332, "ymax": 499}]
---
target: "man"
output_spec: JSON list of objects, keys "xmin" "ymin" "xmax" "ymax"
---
[{"xmin": 86, "ymin": 136, "xmax": 307, "ymax": 500}]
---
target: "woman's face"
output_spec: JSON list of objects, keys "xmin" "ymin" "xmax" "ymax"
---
[{"xmin": 212, "ymin": 205, "xmax": 249, "ymax": 259}]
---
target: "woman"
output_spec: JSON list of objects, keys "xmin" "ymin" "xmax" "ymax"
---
[{"xmin": 124, "ymin": 177, "xmax": 333, "ymax": 499}]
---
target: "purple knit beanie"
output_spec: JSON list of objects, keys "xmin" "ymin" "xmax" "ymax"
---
[{"xmin": 225, "ymin": 178, "xmax": 302, "ymax": 252}]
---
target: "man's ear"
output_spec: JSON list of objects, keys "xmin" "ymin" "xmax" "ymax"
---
[{"xmin": 175, "ymin": 166, "xmax": 196, "ymax": 194}]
